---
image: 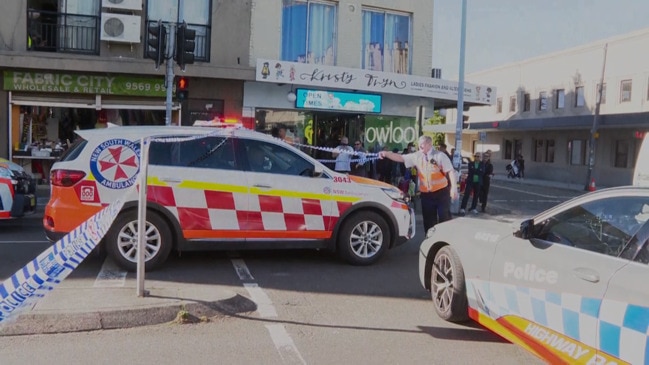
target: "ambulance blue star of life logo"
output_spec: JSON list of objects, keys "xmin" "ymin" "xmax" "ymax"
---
[{"xmin": 89, "ymin": 139, "xmax": 141, "ymax": 189}]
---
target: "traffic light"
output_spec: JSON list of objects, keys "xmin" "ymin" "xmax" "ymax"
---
[
  {"xmin": 176, "ymin": 76, "xmax": 189, "ymax": 101},
  {"xmin": 174, "ymin": 22, "xmax": 196, "ymax": 70},
  {"xmin": 147, "ymin": 20, "xmax": 167, "ymax": 69}
]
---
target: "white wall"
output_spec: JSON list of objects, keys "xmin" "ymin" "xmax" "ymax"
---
[{"xmin": 465, "ymin": 28, "xmax": 649, "ymax": 122}]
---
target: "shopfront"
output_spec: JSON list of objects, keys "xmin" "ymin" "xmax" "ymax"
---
[
  {"xmin": 244, "ymin": 59, "xmax": 495, "ymax": 158},
  {"xmin": 2, "ymin": 70, "xmax": 180, "ymax": 180}
]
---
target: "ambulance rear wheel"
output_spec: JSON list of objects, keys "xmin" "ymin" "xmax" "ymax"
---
[
  {"xmin": 338, "ymin": 211, "xmax": 390, "ymax": 265},
  {"xmin": 106, "ymin": 210, "xmax": 172, "ymax": 272}
]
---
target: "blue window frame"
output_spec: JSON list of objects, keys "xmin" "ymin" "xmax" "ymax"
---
[
  {"xmin": 281, "ymin": 0, "xmax": 337, "ymax": 65},
  {"xmin": 361, "ymin": 9, "xmax": 412, "ymax": 73}
]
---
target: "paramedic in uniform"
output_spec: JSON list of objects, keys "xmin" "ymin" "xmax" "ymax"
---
[{"xmin": 379, "ymin": 135, "xmax": 458, "ymax": 232}]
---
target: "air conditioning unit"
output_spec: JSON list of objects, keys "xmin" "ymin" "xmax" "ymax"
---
[
  {"xmin": 102, "ymin": 0, "xmax": 142, "ymax": 11},
  {"xmin": 100, "ymin": 13, "xmax": 141, "ymax": 43}
]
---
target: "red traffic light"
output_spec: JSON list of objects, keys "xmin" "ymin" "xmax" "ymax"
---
[{"xmin": 177, "ymin": 76, "xmax": 188, "ymax": 91}]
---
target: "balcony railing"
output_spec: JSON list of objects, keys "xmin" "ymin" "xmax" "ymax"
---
[
  {"xmin": 27, "ymin": 9, "xmax": 99, "ymax": 55},
  {"xmin": 145, "ymin": 20, "xmax": 210, "ymax": 63}
]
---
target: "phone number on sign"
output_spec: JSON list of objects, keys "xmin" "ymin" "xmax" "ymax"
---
[{"xmin": 124, "ymin": 82, "xmax": 166, "ymax": 92}]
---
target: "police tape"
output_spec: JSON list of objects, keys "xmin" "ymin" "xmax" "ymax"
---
[{"xmin": 0, "ymin": 198, "xmax": 124, "ymax": 324}]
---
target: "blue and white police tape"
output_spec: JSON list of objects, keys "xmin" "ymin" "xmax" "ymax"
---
[{"xmin": 0, "ymin": 198, "xmax": 124, "ymax": 324}]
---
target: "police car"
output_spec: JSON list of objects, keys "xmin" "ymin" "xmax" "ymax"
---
[
  {"xmin": 44, "ymin": 125, "xmax": 414, "ymax": 271},
  {"xmin": 0, "ymin": 158, "xmax": 36, "ymax": 219},
  {"xmin": 419, "ymin": 185, "xmax": 649, "ymax": 364}
]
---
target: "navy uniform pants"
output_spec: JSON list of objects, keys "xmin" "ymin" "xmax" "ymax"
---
[{"xmin": 420, "ymin": 187, "xmax": 451, "ymax": 233}]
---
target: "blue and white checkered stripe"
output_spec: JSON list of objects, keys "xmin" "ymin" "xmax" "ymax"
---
[
  {"xmin": 468, "ymin": 279, "xmax": 649, "ymax": 365},
  {"xmin": 0, "ymin": 198, "xmax": 123, "ymax": 324}
]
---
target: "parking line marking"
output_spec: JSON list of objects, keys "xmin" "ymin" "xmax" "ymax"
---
[
  {"xmin": 93, "ymin": 258, "xmax": 127, "ymax": 287},
  {"xmin": 243, "ymin": 283, "xmax": 278, "ymax": 318},
  {"xmin": 492, "ymin": 184, "xmax": 574, "ymax": 198},
  {"xmin": 266, "ymin": 324, "xmax": 307, "ymax": 365},
  {"xmin": 231, "ymin": 258, "xmax": 255, "ymax": 281}
]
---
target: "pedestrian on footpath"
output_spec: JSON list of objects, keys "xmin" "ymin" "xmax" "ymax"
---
[
  {"xmin": 479, "ymin": 150, "xmax": 494, "ymax": 213},
  {"xmin": 460, "ymin": 152, "xmax": 485, "ymax": 215},
  {"xmin": 332, "ymin": 136, "xmax": 353, "ymax": 174},
  {"xmin": 379, "ymin": 135, "xmax": 458, "ymax": 233}
]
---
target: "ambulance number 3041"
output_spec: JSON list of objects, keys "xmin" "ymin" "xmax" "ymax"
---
[{"xmin": 333, "ymin": 176, "xmax": 352, "ymax": 183}]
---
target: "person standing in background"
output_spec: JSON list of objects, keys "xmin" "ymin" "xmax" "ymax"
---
[
  {"xmin": 480, "ymin": 150, "xmax": 494, "ymax": 213},
  {"xmin": 350, "ymin": 140, "xmax": 368, "ymax": 177},
  {"xmin": 460, "ymin": 152, "xmax": 485, "ymax": 215},
  {"xmin": 517, "ymin": 154, "xmax": 525, "ymax": 178},
  {"xmin": 332, "ymin": 136, "xmax": 353, "ymax": 173}
]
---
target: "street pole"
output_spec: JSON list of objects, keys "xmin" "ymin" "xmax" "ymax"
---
[
  {"xmin": 585, "ymin": 43, "xmax": 608, "ymax": 190},
  {"xmin": 453, "ymin": 0, "xmax": 467, "ymax": 171},
  {"xmin": 164, "ymin": 23, "xmax": 176, "ymax": 126}
]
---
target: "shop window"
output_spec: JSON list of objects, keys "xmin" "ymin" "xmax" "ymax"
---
[
  {"xmin": 361, "ymin": 8, "xmax": 412, "ymax": 73},
  {"xmin": 538, "ymin": 92, "xmax": 548, "ymax": 111},
  {"xmin": 545, "ymin": 140, "xmax": 555, "ymax": 163},
  {"xmin": 597, "ymin": 83, "xmax": 606, "ymax": 104},
  {"xmin": 620, "ymin": 79, "xmax": 632, "ymax": 103},
  {"xmin": 555, "ymin": 89, "xmax": 565, "ymax": 109},
  {"xmin": 533, "ymin": 139, "xmax": 544, "ymax": 162},
  {"xmin": 575, "ymin": 86, "xmax": 585, "ymax": 107},
  {"xmin": 509, "ymin": 96, "xmax": 516, "ymax": 112},
  {"xmin": 496, "ymin": 97, "xmax": 502, "ymax": 113},
  {"xmin": 523, "ymin": 93, "xmax": 530, "ymax": 112},
  {"xmin": 281, "ymin": 0, "xmax": 337, "ymax": 65},
  {"xmin": 186, "ymin": 99, "xmax": 224, "ymax": 126},
  {"xmin": 27, "ymin": 0, "xmax": 100, "ymax": 54},
  {"xmin": 568, "ymin": 139, "xmax": 587, "ymax": 165},
  {"xmin": 614, "ymin": 140, "xmax": 630, "ymax": 168},
  {"xmin": 504, "ymin": 140, "xmax": 513, "ymax": 160},
  {"xmin": 147, "ymin": 0, "xmax": 211, "ymax": 62}
]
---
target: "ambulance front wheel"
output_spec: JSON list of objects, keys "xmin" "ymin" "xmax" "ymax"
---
[
  {"xmin": 338, "ymin": 211, "xmax": 390, "ymax": 265},
  {"xmin": 105, "ymin": 210, "xmax": 172, "ymax": 272}
]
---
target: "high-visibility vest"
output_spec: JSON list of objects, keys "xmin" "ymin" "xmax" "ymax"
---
[{"xmin": 416, "ymin": 153, "xmax": 448, "ymax": 193}]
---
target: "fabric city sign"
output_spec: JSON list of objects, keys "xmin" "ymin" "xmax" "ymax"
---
[
  {"xmin": 4, "ymin": 71, "xmax": 167, "ymax": 97},
  {"xmin": 256, "ymin": 58, "xmax": 495, "ymax": 104}
]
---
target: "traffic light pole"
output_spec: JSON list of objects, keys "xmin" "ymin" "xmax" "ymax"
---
[{"xmin": 165, "ymin": 24, "xmax": 176, "ymax": 126}]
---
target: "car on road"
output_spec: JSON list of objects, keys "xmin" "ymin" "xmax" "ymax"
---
[
  {"xmin": 44, "ymin": 125, "xmax": 414, "ymax": 271},
  {"xmin": 0, "ymin": 157, "xmax": 36, "ymax": 219},
  {"xmin": 419, "ymin": 186, "xmax": 649, "ymax": 365}
]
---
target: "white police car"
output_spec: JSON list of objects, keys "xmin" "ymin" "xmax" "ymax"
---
[
  {"xmin": 419, "ymin": 186, "xmax": 649, "ymax": 364},
  {"xmin": 44, "ymin": 125, "xmax": 414, "ymax": 271}
]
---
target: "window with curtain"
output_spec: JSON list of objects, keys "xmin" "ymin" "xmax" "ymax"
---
[
  {"xmin": 361, "ymin": 9, "xmax": 411, "ymax": 73},
  {"xmin": 281, "ymin": 0, "xmax": 337, "ymax": 65},
  {"xmin": 147, "ymin": 0, "xmax": 211, "ymax": 61}
]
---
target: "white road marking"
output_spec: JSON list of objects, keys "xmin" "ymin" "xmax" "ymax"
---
[
  {"xmin": 492, "ymin": 184, "xmax": 570, "ymax": 198},
  {"xmin": 492, "ymin": 199, "xmax": 561, "ymax": 203},
  {"xmin": 233, "ymin": 258, "xmax": 304, "ymax": 364},
  {"xmin": 266, "ymin": 324, "xmax": 307, "ymax": 365},
  {"xmin": 93, "ymin": 258, "xmax": 127, "ymax": 287},
  {"xmin": 231, "ymin": 258, "xmax": 255, "ymax": 281},
  {"xmin": 243, "ymin": 283, "xmax": 278, "ymax": 318}
]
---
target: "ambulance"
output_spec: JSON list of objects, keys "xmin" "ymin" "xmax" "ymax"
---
[{"xmin": 44, "ymin": 125, "xmax": 414, "ymax": 271}]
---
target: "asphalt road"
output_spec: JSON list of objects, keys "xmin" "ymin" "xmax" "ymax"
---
[{"xmin": 0, "ymin": 181, "xmax": 581, "ymax": 364}]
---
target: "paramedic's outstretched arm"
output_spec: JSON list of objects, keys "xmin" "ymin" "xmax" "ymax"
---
[
  {"xmin": 447, "ymin": 169, "xmax": 459, "ymax": 200},
  {"xmin": 378, "ymin": 150, "xmax": 405, "ymax": 163}
]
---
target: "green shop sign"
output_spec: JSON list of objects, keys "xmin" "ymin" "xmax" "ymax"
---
[
  {"xmin": 364, "ymin": 116, "xmax": 419, "ymax": 151},
  {"xmin": 3, "ymin": 71, "xmax": 167, "ymax": 97}
]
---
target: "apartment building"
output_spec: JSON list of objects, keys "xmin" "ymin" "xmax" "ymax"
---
[
  {"xmin": 444, "ymin": 28, "xmax": 649, "ymax": 187},
  {"xmin": 0, "ymin": 0, "xmax": 493, "ymax": 176}
]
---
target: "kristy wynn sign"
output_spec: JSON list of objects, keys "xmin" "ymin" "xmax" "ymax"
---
[
  {"xmin": 256, "ymin": 59, "xmax": 495, "ymax": 105},
  {"xmin": 4, "ymin": 71, "xmax": 167, "ymax": 97}
]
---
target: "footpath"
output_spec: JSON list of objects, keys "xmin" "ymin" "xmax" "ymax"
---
[{"xmin": 0, "ymin": 177, "xmax": 589, "ymax": 336}]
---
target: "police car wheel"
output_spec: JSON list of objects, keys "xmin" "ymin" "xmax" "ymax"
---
[
  {"xmin": 338, "ymin": 211, "xmax": 390, "ymax": 266},
  {"xmin": 431, "ymin": 246, "xmax": 469, "ymax": 322},
  {"xmin": 105, "ymin": 210, "xmax": 172, "ymax": 272}
]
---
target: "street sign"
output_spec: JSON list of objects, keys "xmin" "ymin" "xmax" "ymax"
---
[{"xmin": 479, "ymin": 131, "xmax": 487, "ymax": 142}]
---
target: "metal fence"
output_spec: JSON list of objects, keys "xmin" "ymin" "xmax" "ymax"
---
[{"xmin": 27, "ymin": 9, "xmax": 99, "ymax": 55}]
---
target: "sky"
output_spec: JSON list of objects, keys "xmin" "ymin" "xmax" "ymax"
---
[{"xmin": 433, "ymin": 0, "xmax": 649, "ymax": 79}]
